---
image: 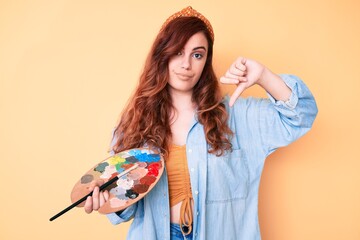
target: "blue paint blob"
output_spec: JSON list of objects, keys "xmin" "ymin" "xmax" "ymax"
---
[{"xmin": 128, "ymin": 150, "xmax": 160, "ymax": 163}]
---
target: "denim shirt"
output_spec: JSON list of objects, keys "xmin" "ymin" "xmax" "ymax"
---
[{"xmin": 106, "ymin": 74, "xmax": 318, "ymax": 240}]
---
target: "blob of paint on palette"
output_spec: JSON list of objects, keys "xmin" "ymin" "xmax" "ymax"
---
[{"xmin": 70, "ymin": 148, "xmax": 164, "ymax": 214}]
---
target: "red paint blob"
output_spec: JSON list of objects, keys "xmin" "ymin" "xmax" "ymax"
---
[
  {"xmin": 148, "ymin": 162, "xmax": 161, "ymax": 170},
  {"xmin": 140, "ymin": 175, "xmax": 157, "ymax": 185},
  {"xmin": 132, "ymin": 184, "xmax": 149, "ymax": 194},
  {"xmin": 147, "ymin": 168, "xmax": 159, "ymax": 177},
  {"xmin": 147, "ymin": 162, "xmax": 161, "ymax": 176}
]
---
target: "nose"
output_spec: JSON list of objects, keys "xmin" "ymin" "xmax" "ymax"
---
[{"xmin": 180, "ymin": 56, "xmax": 191, "ymax": 70}]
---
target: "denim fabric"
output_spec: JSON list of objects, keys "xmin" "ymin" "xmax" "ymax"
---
[
  {"xmin": 170, "ymin": 223, "xmax": 193, "ymax": 240},
  {"xmin": 106, "ymin": 74, "xmax": 318, "ymax": 240}
]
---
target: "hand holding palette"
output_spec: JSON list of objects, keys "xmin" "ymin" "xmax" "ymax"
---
[{"xmin": 49, "ymin": 148, "xmax": 164, "ymax": 221}]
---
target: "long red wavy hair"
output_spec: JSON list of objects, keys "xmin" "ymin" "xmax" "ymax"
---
[{"xmin": 112, "ymin": 17, "xmax": 233, "ymax": 157}]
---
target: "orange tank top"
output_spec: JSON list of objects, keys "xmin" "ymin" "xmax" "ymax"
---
[{"xmin": 165, "ymin": 144, "xmax": 193, "ymax": 235}]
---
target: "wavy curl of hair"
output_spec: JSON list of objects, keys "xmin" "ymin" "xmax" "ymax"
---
[{"xmin": 112, "ymin": 17, "xmax": 233, "ymax": 157}]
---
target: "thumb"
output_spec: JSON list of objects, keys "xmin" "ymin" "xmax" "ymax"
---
[{"xmin": 229, "ymin": 83, "xmax": 246, "ymax": 107}]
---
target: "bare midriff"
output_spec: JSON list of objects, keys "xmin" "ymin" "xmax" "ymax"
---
[{"xmin": 166, "ymin": 144, "xmax": 193, "ymax": 235}]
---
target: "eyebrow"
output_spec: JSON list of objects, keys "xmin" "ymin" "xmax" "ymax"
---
[{"xmin": 193, "ymin": 46, "xmax": 207, "ymax": 52}]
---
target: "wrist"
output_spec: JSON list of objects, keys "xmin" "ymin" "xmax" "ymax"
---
[
  {"xmin": 257, "ymin": 68, "xmax": 292, "ymax": 101},
  {"xmin": 257, "ymin": 67, "xmax": 274, "ymax": 88}
]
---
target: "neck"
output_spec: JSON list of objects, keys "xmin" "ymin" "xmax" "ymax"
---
[{"xmin": 169, "ymin": 89, "xmax": 196, "ymax": 111}]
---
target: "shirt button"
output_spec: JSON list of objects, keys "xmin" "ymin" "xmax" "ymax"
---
[
  {"xmin": 188, "ymin": 149, "xmax": 192, "ymax": 153},
  {"xmin": 196, "ymin": 211, "xmax": 199, "ymax": 215},
  {"xmin": 190, "ymin": 168, "xmax": 194, "ymax": 172},
  {"xmin": 195, "ymin": 190, "xmax": 199, "ymax": 195}
]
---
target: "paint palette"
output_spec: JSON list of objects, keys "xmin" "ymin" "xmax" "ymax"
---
[{"xmin": 70, "ymin": 148, "xmax": 164, "ymax": 214}]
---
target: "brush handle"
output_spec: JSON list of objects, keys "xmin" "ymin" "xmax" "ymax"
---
[{"xmin": 49, "ymin": 164, "xmax": 138, "ymax": 221}]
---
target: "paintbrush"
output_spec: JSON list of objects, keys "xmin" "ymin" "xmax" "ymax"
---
[{"xmin": 49, "ymin": 163, "xmax": 139, "ymax": 221}]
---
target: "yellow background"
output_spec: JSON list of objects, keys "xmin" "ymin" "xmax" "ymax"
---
[{"xmin": 1, "ymin": 0, "xmax": 359, "ymax": 239}]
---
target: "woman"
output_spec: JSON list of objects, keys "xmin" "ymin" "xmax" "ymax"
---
[{"xmin": 84, "ymin": 6, "xmax": 318, "ymax": 240}]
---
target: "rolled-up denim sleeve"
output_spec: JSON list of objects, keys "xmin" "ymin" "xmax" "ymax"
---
[
  {"xmin": 232, "ymin": 74, "xmax": 318, "ymax": 157},
  {"xmin": 259, "ymin": 74, "xmax": 318, "ymax": 155},
  {"xmin": 106, "ymin": 203, "xmax": 138, "ymax": 225}
]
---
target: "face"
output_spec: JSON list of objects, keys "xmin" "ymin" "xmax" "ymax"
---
[{"xmin": 167, "ymin": 32, "xmax": 208, "ymax": 96}]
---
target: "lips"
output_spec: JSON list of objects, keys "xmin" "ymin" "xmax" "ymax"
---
[{"xmin": 175, "ymin": 72, "xmax": 193, "ymax": 80}]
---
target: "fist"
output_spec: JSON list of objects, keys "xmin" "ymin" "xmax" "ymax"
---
[{"xmin": 220, "ymin": 57, "xmax": 265, "ymax": 106}]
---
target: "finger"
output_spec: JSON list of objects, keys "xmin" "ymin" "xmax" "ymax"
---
[
  {"xmin": 84, "ymin": 196, "xmax": 93, "ymax": 214},
  {"xmin": 229, "ymin": 84, "xmax": 247, "ymax": 107},
  {"xmin": 92, "ymin": 186, "xmax": 100, "ymax": 210},
  {"xmin": 99, "ymin": 192, "xmax": 105, "ymax": 207},
  {"xmin": 235, "ymin": 57, "xmax": 247, "ymax": 71},
  {"xmin": 228, "ymin": 66, "xmax": 246, "ymax": 76},
  {"xmin": 220, "ymin": 76, "xmax": 247, "ymax": 85},
  {"xmin": 225, "ymin": 70, "xmax": 247, "ymax": 81},
  {"xmin": 103, "ymin": 190, "xmax": 109, "ymax": 201},
  {"xmin": 220, "ymin": 76, "xmax": 239, "ymax": 85},
  {"xmin": 241, "ymin": 57, "xmax": 247, "ymax": 64}
]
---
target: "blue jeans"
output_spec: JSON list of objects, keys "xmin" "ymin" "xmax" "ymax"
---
[{"xmin": 170, "ymin": 223, "xmax": 193, "ymax": 240}]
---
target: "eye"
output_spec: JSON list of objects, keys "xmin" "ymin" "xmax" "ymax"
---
[{"xmin": 193, "ymin": 53, "xmax": 203, "ymax": 59}]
